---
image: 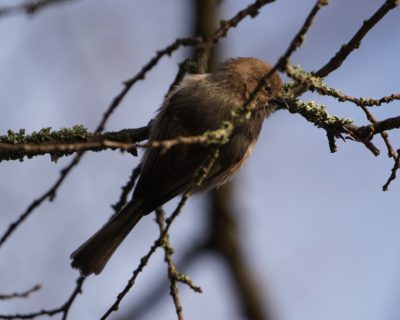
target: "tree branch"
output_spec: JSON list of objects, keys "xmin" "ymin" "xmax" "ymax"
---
[
  {"xmin": 0, "ymin": 285, "xmax": 41, "ymax": 301},
  {"xmin": 286, "ymin": 64, "xmax": 400, "ymax": 107},
  {"xmin": 0, "ymin": 277, "xmax": 85, "ymax": 320},
  {"xmin": 0, "ymin": 0, "xmax": 78, "ymax": 17},
  {"xmin": 315, "ymin": 0, "xmax": 399, "ymax": 78}
]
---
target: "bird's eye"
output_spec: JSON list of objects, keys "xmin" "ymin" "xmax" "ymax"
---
[{"xmin": 263, "ymin": 83, "xmax": 272, "ymax": 94}]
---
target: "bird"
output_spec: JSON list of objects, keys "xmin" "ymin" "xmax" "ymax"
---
[{"xmin": 70, "ymin": 57, "xmax": 286, "ymax": 276}]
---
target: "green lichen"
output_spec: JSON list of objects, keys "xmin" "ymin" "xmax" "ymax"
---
[
  {"xmin": 0, "ymin": 125, "xmax": 92, "ymax": 162},
  {"xmin": 294, "ymin": 100, "xmax": 352, "ymax": 128},
  {"xmin": 203, "ymin": 121, "xmax": 233, "ymax": 144},
  {"xmin": 0, "ymin": 125, "xmax": 91, "ymax": 145}
]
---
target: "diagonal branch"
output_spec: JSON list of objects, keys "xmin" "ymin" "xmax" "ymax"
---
[
  {"xmin": 0, "ymin": 152, "xmax": 83, "ymax": 248},
  {"xmin": 315, "ymin": 0, "xmax": 399, "ymax": 78},
  {"xmin": 211, "ymin": 0, "xmax": 275, "ymax": 43},
  {"xmin": 0, "ymin": 0, "xmax": 78, "ymax": 18},
  {"xmin": 0, "ymin": 285, "xmax": 41, "ymax": 301},
  {"xmin": 276, "ymin": 0, "xmax": 329, "ymax": 72},
  {"xmin": 0, "ymin": 277, "xmax": 85, "ymax": 320},
  {"xmin": 383, "ymin": 149, "xmax": 400, "ymax": 191},
  {"xmin": 286, "ymin": 64, "xmax": 400, "ymax": 107}
]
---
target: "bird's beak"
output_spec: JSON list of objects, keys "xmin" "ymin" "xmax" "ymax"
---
[{"xmin": 270, "ymin": 97, "xmax": 289, "ymax": 110}]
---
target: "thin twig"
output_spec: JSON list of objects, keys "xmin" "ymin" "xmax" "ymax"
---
[
  {"xmin": 194, "ymin": 0, "xmax": 276, "ymax": 74},
  {"xmin": 276, "ymin": 0, "xmax": 329, "ymax": 72},
  {"xmin": 211, "ymin": 0, "xmax": 275, "ymax": 43},
  {"xmin": 286, "ymin": 64, "xmax": 400, "ymax": 107},
  {"xmin": 0, "ymin": 277, "xmax": 85, "ymax": 320},
  {"xmin": 281, "ymin": 0, "xmax": 400, "ymax": 186},
  {"xmin": 96, "ymin": 37, "xmax": 199, "ymax": 133},
  {"xmin": 238, "ymin": 0, "xmax": 330, "ymax": 118},
  {"xmin": 0, "ymin": 285, "xmax": 41, "ymax": 301},
  {"xmin": 156, "ymin": 210, "xmax": 184, "ymax": 320},
  {"xmin": 315, "ymin": 0, "xmax": 399, "ymax": 78},
  {"xmin": 357, "ymin": 106, "xmax": 399, "ymax": 190},
  {"xmin": 115, "ymin": 242, "xmax": 206, "ymax": 320},
  {"xmin": 359, "ymin": 107, "xmax": 397, "ymax": 157},
  {"xmin": 383, "ymin": 149, "xmax": 400, "ymax": 191},
  {"xmin": 0, "ymin": 0, "xmax": 77, "ymax": 17},
  {"xmin": 0, "ymin": 152, "xmax": 83, "ymax": 248}
]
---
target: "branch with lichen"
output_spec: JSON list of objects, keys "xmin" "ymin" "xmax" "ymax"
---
[
  {"xmin": 0, "ymin": 125, "xmax": 92, "ymax": 161},
  {"xmin": 0, "ymin": 126, "xmax": 149, "ymax": 162},
  {"xmin": 0, "ymin": 124, "xmax": 233, "ymax": 162},
  {"xmin": 284, "ymin": 57, "xmax": 400, "ymax": 187},
  {"xmin": 286, "ymin": 98, "xmax": 353, "ymax": 129},
  {"xmin": 285, "ymin": 64, "xmax": 400, "ymax": 107}
]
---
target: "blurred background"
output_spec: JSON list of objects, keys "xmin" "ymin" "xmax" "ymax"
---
[{"xmin": 1, "ymin": 0, "xmax": 400, "ymax": 319}]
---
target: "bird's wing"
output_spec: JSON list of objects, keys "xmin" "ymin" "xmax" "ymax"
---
[{"xmin": 132, "ymin": 82, "xmax": 233, "ymax": 215}]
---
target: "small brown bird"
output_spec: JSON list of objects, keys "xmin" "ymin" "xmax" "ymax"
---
[{"xmin": 71, "ymin": 57, "xmax": 286, "ymax": 276}]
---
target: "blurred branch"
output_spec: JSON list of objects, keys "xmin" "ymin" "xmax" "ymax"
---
[
  {"xmin": 0, "ymin": 285, "xmax": 41, "ymax": 301},
  {"xmin": 0, "ymin": 277, "xmax": 85, "ymax": 320},
  {"xmin": 0, "ymin": 0, "xmax": 78, "ymax": 17},
  {"xmin": 211, "ymin": 0, "xmax": 275, "ymax": 43},
  {"xmin": 195, "ymin": 0, "xmax": 275, "ymax": 73},
  {"xmin": 207, "ymin": 184, "xmax": 272, "ymax": 320},
  {"xmin": 191, "ymin": 1, "xmax": 275, "ymax": 319}
]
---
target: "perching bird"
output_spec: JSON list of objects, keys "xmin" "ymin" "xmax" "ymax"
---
[{"xmin": 71, "ymin": 57, "xmax": 286, "ymax": 276}]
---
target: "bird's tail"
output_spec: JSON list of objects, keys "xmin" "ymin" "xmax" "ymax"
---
[{"xmin": 70, "ymin": 200, "xmax": 143, "ymax": 276}]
